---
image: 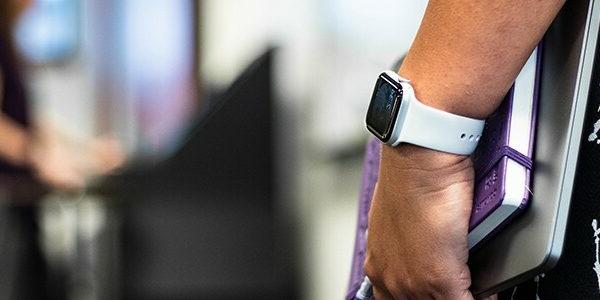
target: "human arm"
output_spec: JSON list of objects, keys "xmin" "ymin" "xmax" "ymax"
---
[
  {"xmin": 400, "ymin": 0, "xmax": 565, "ymax": 119},
  {"xmin": 0, "ymin": 72, "xmax": 124, "ymax": 191},
  {"xmin": 0, "ymin": 113, "xmax": 30, "ymax": 166},
  {"xmin": 0, "ymin": 72, "xmax": 29, "ymax": 166},
  {"xmin": 0, "ymin": 111, "xmax": 90, "ymax": 190},
  {"xmin": 364, "ymin": 1, "xmax": 565, "ymax": 299}
]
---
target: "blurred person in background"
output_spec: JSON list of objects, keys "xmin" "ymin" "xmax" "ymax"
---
[
  {"xmin": 0, "ymin": 0, "xmax": 123, "ymax": 191},
  {"xmin": 0, "ymin": 0, "xmax": 123, "ymax": 298}
]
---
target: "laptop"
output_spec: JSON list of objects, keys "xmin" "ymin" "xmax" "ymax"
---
[{"xmin": 470, "ymin": 0, "xmax": 600, "ymax": 296}]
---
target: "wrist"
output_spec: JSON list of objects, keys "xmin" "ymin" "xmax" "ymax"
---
[
  {"xmin": 13, "ymin": 130, "xmax": 32, "ymax": 167},
  {"xmin": 379, "ymin": 144, "xmax": 474, "ymax": 194},
  {"xmin": 398, "ymin": 63, "xmax": 500, "ymax": 120},
  {"xmin": 20, "ymin": 133, "xmax": 37, "ymax": 168}
]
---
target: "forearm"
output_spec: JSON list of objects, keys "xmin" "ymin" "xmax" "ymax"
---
[
  {"xmin": 368, "ymin": 2, "xmax": 567, "ymax": 298},
  {"xmin": 0, "ymin": 114, "xmax": 30, "ymax": 166},
  {"xmin": 400, "ymin": 0, "xmax": 565, "ymax": 119}
]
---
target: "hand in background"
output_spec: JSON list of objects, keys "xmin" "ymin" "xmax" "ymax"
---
[
  {"xmin": 365, "ymin": 145, "xmax": 474, "ymax": 299},
  {"xmin": 28, "ymin": 122, "xmax": 125, "ymax": 192}
]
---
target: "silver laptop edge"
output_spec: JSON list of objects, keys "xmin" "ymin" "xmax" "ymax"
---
[
  {"xmin": 470, "ymin": 0, "xmax": 600, "ymax": 296},
  {"xmin": 550, "ymin": 0, "xmax": 600, "ymax": 265}
]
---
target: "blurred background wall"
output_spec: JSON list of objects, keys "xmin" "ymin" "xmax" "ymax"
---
[
  {"xmin": 201, "ymin": 1, "xmax": 426, "ymax": 298},
  {"xmin": 2, "ymin": 0, "xmax": 427, "ymax": 299}
]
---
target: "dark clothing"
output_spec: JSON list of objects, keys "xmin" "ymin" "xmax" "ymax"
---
[
  {"xmin": 0, "ymin": 35, "xmax": 31, "ymax": 176},
  {"xmin": 0, "ymin": 38, "xmax": 29, "ymax": 127},
  {"xmin": 0, "ymin": 34, "xmax": 63, "ymax": 300}
]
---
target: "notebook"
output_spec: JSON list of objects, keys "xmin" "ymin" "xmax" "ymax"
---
[
  {"xmin": 468, "ymin": 46, "xmax": 541, "ymax": 249},
  {"xmin": 346, "ymin": 46, "xmax": 543, "ymax": 298}
]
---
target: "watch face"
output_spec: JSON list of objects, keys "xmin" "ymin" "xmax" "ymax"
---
[{"xmin": 366, "ymin": 73, "xmax": 403, "ymax": 142}]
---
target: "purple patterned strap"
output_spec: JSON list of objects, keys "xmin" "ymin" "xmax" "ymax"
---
[
  {"xmin": 475, "ymin": 145, "xmax": 533, "ymax": 182},
  {"xmin": 346, "ymin": 139, "xmax": 381, "ymax": 300}
]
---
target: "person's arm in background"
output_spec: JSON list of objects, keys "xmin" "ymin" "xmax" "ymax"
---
[
  {"xmin": 365, "ymin": 1, "xmax": 566, "ymax": 299},
  {"xmin": 0, "ymin": 114, "xmax": 29, "ymax": 166},
  {"xmin": 0, "ymin": 72, "xmax": 29, "ymax": 166},
  {"xmin": 0, "ymin": 72, "xmax": 124, "ymax": 191},
  {"xmin": 0, "ymin": 74, "xmax": 84, "ymax": 190}
]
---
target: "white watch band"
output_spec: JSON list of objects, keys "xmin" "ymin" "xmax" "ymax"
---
[{"xmin": 390, "ymin": 80, "xmax": 485, "ymax": 155}]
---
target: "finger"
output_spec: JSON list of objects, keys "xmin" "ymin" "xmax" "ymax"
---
[
  {"xmin": 461, "ymin": 290, "xmax": 476, "ymax": 300},
  {"xmin": 373, "ymin": 286, "xmax": 394, "ymax": 300}
]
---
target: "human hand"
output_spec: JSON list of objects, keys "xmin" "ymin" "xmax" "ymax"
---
[
  {"xmin": 85, "ymin": 135, "xmax": 126, "ymax": 176},
  {"xmin": 27, "ymin": 123, "xmax": 125, "ymax": 192},
  {"xmin": 27, "ymin": 127, "xmax": 86, "ymax": 191},
  {"xmin": 364, "ymin": 145, "xmax": 474, "ymax": 299}
]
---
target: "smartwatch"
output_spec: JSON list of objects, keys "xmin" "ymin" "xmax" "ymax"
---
[{"xmin": 365, "ymin": 71, "xmax": 485, "ymax": 155}]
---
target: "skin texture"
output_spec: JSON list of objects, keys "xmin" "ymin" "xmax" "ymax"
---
[
  {"xmin": 0, "ymin": 110, "xmax": 29, "ymax": 166},
  {"xmin": 365, "ymin": 0, "xmax": 566, "ymax": 298}
]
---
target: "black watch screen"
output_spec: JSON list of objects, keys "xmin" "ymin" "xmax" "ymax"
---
[{"xmin": 366, "ymin": 73, "xmax": 403, "ymax": 142}]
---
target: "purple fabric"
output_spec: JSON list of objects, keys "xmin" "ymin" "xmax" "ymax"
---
[
  {"xmin": 346, "ymin": 139, "xmax": 381, "ymax": 300},
  {"xmin": 478, "ymin": 146, "xmax": 533, "ymax": 178},
  {"xmin": 0, "ymin": 36, "xmax": 30, "ymax": 127},
  {"xmin": 469, "ymin": 145, "xmax": 532, "ymax": 230},
  {"xmin": 471, "ymin": 89, "xmax": 513, "ymax": 179},
  {"xmin": 470, "ymin": 157, "xmax": 509, "ymax": 229}
]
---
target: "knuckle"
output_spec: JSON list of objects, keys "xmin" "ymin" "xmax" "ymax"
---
[{"xmin": 363, "ymin": 254, "xmax": 382, "ymax": 284}]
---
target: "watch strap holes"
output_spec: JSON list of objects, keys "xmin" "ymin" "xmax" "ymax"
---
[{"xmin": 461, "ymin": 133, "xmax": 481, "ymax": 142}]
